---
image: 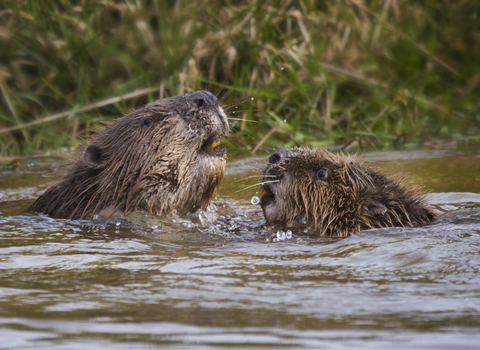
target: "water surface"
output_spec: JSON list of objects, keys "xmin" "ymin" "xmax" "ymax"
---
[{"xmin": 1, "ymin": 145, "xmax": 480, "ymax": 349}]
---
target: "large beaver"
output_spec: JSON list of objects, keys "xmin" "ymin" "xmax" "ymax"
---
[
  {"xmin": 260, "ymin": 148, "xmax": 436, "ymax": 237},
  {"xmin": 27, "ymin": 91, "xmax": 229, "ymax": 220}
]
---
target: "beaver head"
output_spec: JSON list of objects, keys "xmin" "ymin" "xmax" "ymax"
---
[
  {"xmin": 28, "ymin": 91, "xmax": 229, "ymax": 219},
  {"xmin": 261, "ymin": 147, "xmax": 436, "ymax": 237}
]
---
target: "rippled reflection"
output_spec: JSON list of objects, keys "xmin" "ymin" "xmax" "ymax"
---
[{"xmin": 1, "ymin": 147, "xmax": 480, "ymax": 348}]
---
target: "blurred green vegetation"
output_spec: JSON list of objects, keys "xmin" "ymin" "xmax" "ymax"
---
[{"xmin": 0, "ymin": 0, "xmax": 479, "ymax": 156}]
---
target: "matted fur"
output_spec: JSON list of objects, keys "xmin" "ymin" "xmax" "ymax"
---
[
  {"xmin": 261, "ymin": 148, "xmax": 436, "ymax": 237},
  {"xmin": 27, "ymin": 91, "xmax": 229, "ymax": 219}
]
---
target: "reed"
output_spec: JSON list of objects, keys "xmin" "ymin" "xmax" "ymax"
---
[{"xmin": 0, "ymin": 0, "xmax": 478, "ymax": 156}]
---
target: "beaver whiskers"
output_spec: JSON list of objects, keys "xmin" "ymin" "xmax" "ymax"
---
[{"xmin": 231, "ymin": 180, "xmax": 279, "ymax": 195}]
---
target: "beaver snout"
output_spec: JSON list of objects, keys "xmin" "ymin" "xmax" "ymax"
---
[
  {"xmin": 185, "ymin": 90, "xmax": 229, "ymax": 142},
  {"xmin": 268, "ymin": 149, "xmax": 296, "ymax": 164},
  {"xmin": 260, "ymin": 154, "xmax": 284, "ymax": 218}
]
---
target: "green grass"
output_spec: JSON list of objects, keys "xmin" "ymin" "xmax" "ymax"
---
[{"xmin": 0, "ymin": 0, "xmax": 479, "ymax": 156}]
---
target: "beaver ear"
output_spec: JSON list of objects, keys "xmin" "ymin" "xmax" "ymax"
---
[
  {"xmin": 367, "ymin": 202, "xmax": 387, "ymax": 216},
  {"xmin": 84, "ymin": 144, "xmax": 105, "ymax": 167},
  {"xmin": 362, "ymin": 197, "xmax": 387, "ymax": 216}
]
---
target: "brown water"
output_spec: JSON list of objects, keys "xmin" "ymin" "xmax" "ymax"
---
[{"xmin": 1, "ymin": 146, "xmax": 480, "ymax": 349}]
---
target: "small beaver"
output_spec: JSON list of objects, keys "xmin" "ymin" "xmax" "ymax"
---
[
  {"xmin": 27, "ymin": 91, "xmax": 229, "ymax": 220},
  {"xmin": 260, "ymin": 148, "xmax": 436, "ymax": 237}
]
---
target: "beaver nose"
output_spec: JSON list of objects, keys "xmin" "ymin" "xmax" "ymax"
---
[
  {"xmin": 188, "ymin": 90, "xmax": 217, "ymax": 109},
  {"xmin": 269, "ymin": 149, "xmax": 294, "ymax": 164}
]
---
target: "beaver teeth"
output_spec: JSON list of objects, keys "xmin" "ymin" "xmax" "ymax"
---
[
  {"xmin": 202, "ymin": 137, "xmax": 221, "ymax": 150},
  {"xmin": 201, "ymin": 134, "xmax": 226, "ymax": 157}
]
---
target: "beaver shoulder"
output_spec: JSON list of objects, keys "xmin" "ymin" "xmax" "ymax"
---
[
  {"xmin": 27, "ymin": 91, "xmax": 229, "ymax": 219},
  {"xmin": 260, "ymin": 147, "xmax": 436, "ymax": 237}
]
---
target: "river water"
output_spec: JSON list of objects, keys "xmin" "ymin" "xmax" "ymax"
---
[{"xmin": 1, "ymin": 145, "xmax": 480, "ymax": 349}]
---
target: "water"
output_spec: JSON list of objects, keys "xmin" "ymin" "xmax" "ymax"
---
[{"xmin": 1, "ymin": 145, "xmax": 480, "ymax": 349}]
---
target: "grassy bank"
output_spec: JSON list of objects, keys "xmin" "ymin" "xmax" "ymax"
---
[{"xmin": 0, "ymin": 0, "xmax": 479, "ymax": 156}]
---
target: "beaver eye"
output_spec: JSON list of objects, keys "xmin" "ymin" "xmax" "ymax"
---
[
  {"xmin": 143, "ymin": 117, "xmax": 153, "ymax": 126},
  {"xmin": 317, "ymin": 169, "xmax": 328, "ymax": 179}
]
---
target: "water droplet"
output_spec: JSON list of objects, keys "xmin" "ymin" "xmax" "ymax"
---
[
  {"xmin": 286, "ymin": 230, "xmax": 292, "ymax": 239},
  {"xmin": 198, "ymin": 212, "xmax": 205, "ymax": 225},
  {"xmin": 251, "ymin": 196, "xmax": 260, "ymax": 205},
  {"xmin": 276, "ymin": 230, "xmax": 286, "ymax": 240},
  {"xmin": 280, "ymin": 66, "xmax": 284, "ymax": 70}
]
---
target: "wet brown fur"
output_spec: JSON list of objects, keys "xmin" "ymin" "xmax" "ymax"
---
[
  {"xmin": 27, "ymin": 91, "xmax": 229, "ymax": 220},
  {"xmin": 261, "ymin": 147, "xmax": 436, "ymax": 237}
]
